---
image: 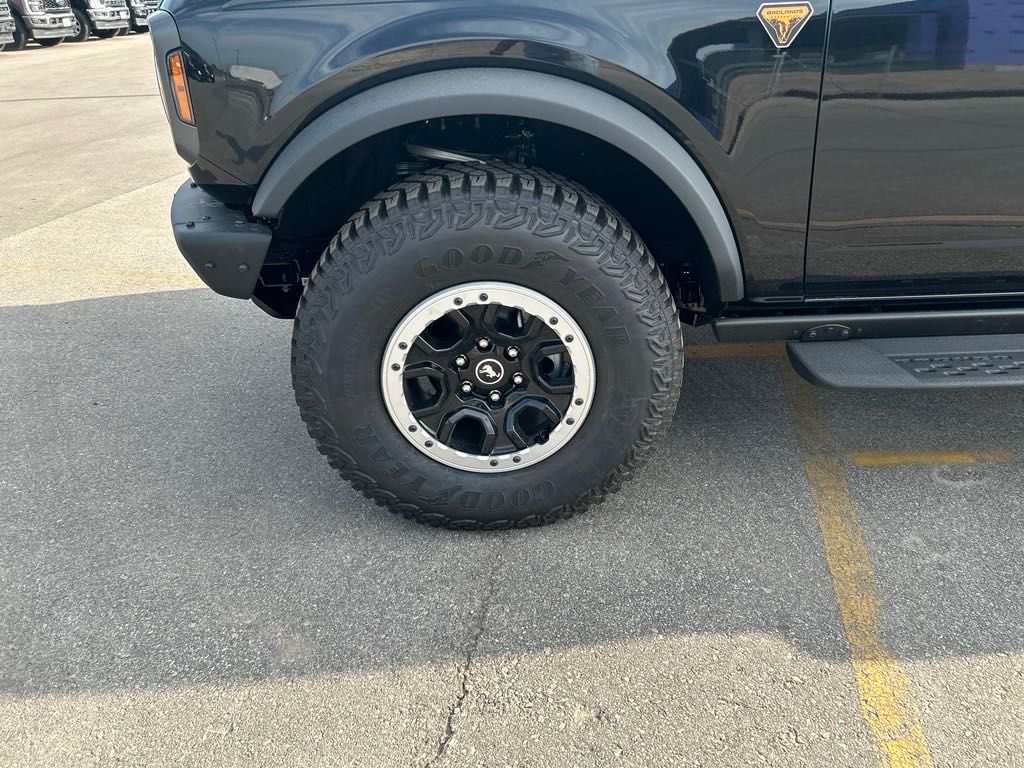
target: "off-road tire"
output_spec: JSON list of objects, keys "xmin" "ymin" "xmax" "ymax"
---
[{"xmin": 292, "ymin": 162, "xmax": 684, "ymax": 529}]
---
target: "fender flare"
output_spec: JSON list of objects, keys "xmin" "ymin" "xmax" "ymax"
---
[{"xmin": 251, "ymin": 68, "xmax": 745, "ymax": 302}]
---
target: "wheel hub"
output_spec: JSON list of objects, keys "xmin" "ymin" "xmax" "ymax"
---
[
  {"xmin": 381, "ymin": 282, "xmax": 595, "ymax": 473},
  {"xmin": 473, "ymin": 358, "xmax": 506, "ymax": 387}
]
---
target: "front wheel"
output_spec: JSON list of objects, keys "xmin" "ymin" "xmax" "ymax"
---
[
  {"xmin": 68, "ymin": 10, "xmax": 90, "ymax": 42},
  {"xmin": 292, "ymin": 163, "xmax": 684, "ymax": 529},
  {"xmin": 7, "ymin": 16, "xmax": 28, "ymax": 50}
]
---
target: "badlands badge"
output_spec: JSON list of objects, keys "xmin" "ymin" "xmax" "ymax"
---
[{"xmin": 757, "ymin": 2, "xmax": 814, "ymax": 49}]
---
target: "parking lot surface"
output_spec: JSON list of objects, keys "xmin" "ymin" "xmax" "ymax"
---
[{"xmin": 2, "ymin": 38, "xmax": 1023, "ymax": 768}]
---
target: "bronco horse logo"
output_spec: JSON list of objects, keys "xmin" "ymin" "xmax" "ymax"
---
[
  {"xmin": 475, "ymin": 360, "xmax": 504, "ymax": 384},
  {"xmin": 757, "ymin": 2, "xmax": 814, "ymax": 49}
]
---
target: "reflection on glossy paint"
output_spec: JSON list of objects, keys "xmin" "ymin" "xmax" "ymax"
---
[
  {"xmin": 807, "ymin": 0, "xmax": 1024, "ymax": 297},
  {"xmin": 164, "ymin": 0, "xmax": 834, "ymax": 299},
  {"xmin": 163, "ymin": 0, "xmax": 1023, "ymax": 304}
]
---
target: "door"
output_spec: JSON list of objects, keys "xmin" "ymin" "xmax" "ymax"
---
[{"xmin": 806, "ymin": 0, "xmax": 1024, "ymax": 299}]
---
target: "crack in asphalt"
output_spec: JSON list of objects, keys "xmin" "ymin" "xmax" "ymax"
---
[{"xmin": 425, "ymin": 546, "xmax": 503, "ymax": 767}]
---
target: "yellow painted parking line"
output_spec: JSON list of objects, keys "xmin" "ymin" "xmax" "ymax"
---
[
  {"xmin": 781, "ymin": 364, "xmax": 934, "ymax": 768},
  {"xmin": 686, "ymin": 341, "xmax": 784, "ymax": 359},
  {"xmin": 848, "ymin": 450, "xmax": 1016, "ymax": 467}
]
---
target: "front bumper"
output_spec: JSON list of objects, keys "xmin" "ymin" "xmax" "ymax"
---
[
  {"xmin": 128, "ymin": 6, "xmax": 153, "ymax": 25},
  {"xmin": 24, "ymin": 14, "xmax": 74, "ymax": 37},
  {"xmin": 171, "ymin": 181, "xmax": 271, "ymax": 300},
  {"xmin": 88, "ymin": 8, "xmax": 129, "ymax": 28},
  {"xmin": 0, "ymin": 22, "xmax": 13, "ymax": 44}
]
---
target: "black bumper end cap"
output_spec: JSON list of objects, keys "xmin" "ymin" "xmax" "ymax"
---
[{"xmin": 171, "ymin": 180, "xmax": 271, "ymax": 300}]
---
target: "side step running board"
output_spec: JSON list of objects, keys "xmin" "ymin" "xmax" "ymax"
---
[{"xmin": 787, "ymin": 334, "xmax": 1024, "ymax": 390}]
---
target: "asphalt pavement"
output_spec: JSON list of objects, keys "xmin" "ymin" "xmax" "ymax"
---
[{"xmin": 1, "ymin": 36, "xmax": 1023, "ymax": 768}]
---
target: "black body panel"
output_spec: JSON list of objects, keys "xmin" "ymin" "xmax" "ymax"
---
[
  {"xmin": 159, "ymin": 0, "xmax": 832, "ymax": 300},
  {"xmin": 807, "ymin": 0, "xmax": 1024, "ymax": 299},
  {"xmin": 155, "ymin": 0, "xmax": 1024, "ymax": 324},
  {"xmin": 715, "ymin": 307, "xmax": 1024, "ymax": 342}
]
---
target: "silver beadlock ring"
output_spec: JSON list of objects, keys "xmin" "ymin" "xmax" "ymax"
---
[{"xmin": 381, "ymin": 282, "xmax": 596, "ymax": 473}]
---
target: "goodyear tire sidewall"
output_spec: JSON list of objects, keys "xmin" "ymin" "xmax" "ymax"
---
[{"xmin": 292, "ymin": 167, "xmax": 682, "ymax": 527}]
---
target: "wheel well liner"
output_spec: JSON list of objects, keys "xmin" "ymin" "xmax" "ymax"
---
[{"xmin": 251, "ymin": 68, "xmax": 744, "ymax": 303}]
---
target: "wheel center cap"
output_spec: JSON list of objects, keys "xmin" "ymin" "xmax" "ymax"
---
[{"xmin": 474, "ymin": 358, "xmax": 505, "ymax": 385}]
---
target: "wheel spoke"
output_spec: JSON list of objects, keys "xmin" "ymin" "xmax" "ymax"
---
[
  {"xmin": 480, "ymin": 304, "xmax": 540, "ymax": 342},
  {"xmin": 414, "ymin": 308, "xmax": 472, "ymax": 355},
  {"xmin": 402, "ymin": 362, "xmax": 452, "ymax": 417},
  {"xmin": 504, "ymin": 398, "xmax": 562, "ymax": 450},
  {"xmin": 437, "ymin": 407, "xmax": 498, "ymax": 455},
  {"xmin": 529, "ymin": 341, "xmax": 575, "ymax": 395}
]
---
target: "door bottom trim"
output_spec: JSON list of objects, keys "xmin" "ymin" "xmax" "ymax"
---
[
  {"xmin": 806, "ymin": 290, "xmax": 1024, "ymax": 303},
  {"xmin": 714, "ymin": 307, "xmax": 1024, "ymax": 342}
]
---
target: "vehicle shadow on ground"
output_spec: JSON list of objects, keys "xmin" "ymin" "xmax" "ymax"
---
[{"xmin": 1, "ymin": 290, "xmax": 1022, "ymax": 696}]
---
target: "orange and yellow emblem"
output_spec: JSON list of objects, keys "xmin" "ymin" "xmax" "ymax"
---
[{"xmin": 757, "ymin": 2, "xmax": 814, "ymax": 48}]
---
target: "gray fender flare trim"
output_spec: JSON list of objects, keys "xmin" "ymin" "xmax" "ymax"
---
[{"xmin": 251, "ymin": 68, "xmax": 745, "ymax": 302}]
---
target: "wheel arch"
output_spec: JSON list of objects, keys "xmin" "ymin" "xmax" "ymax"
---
[{"xmin": 251, "ymin": 68, "xmax": 745, "ymax": 304}]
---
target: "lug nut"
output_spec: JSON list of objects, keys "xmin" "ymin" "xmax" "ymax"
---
[
  {"xmin": 460, "ymin": 382, "xmax": 473, "ymax": 394},
  {"xmin": 454, "ymin": 355, "xmax": 468, "ymax": 368},
  {"xmin": 507, "ymin": 346, "xmax": 520, "ymax": 359},
  {"xmin": 512, "ymin": 373, "xmax": 525, "ymax": 386},
  {"xmin": 489, "ymin": 390, "xmax": 501, "ymax": 403},
  {"xmin": 477, "ymin": 338, "xmax": 491, "ymax": 350}
]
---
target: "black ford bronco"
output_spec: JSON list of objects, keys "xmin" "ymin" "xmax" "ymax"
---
[{"xmin": 152, "ymin": 0, "xmax": 1024, "ymax": 528}]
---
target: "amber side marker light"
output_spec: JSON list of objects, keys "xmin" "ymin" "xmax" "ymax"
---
[{"xmin": 167, "ymin": 51, "xmax": 195, "ymax": 125}]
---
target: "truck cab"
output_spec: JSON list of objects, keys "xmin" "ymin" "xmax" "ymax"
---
[{"xmin": 5, "ymin": 0, "xmax": 74, "ymax": 49}]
